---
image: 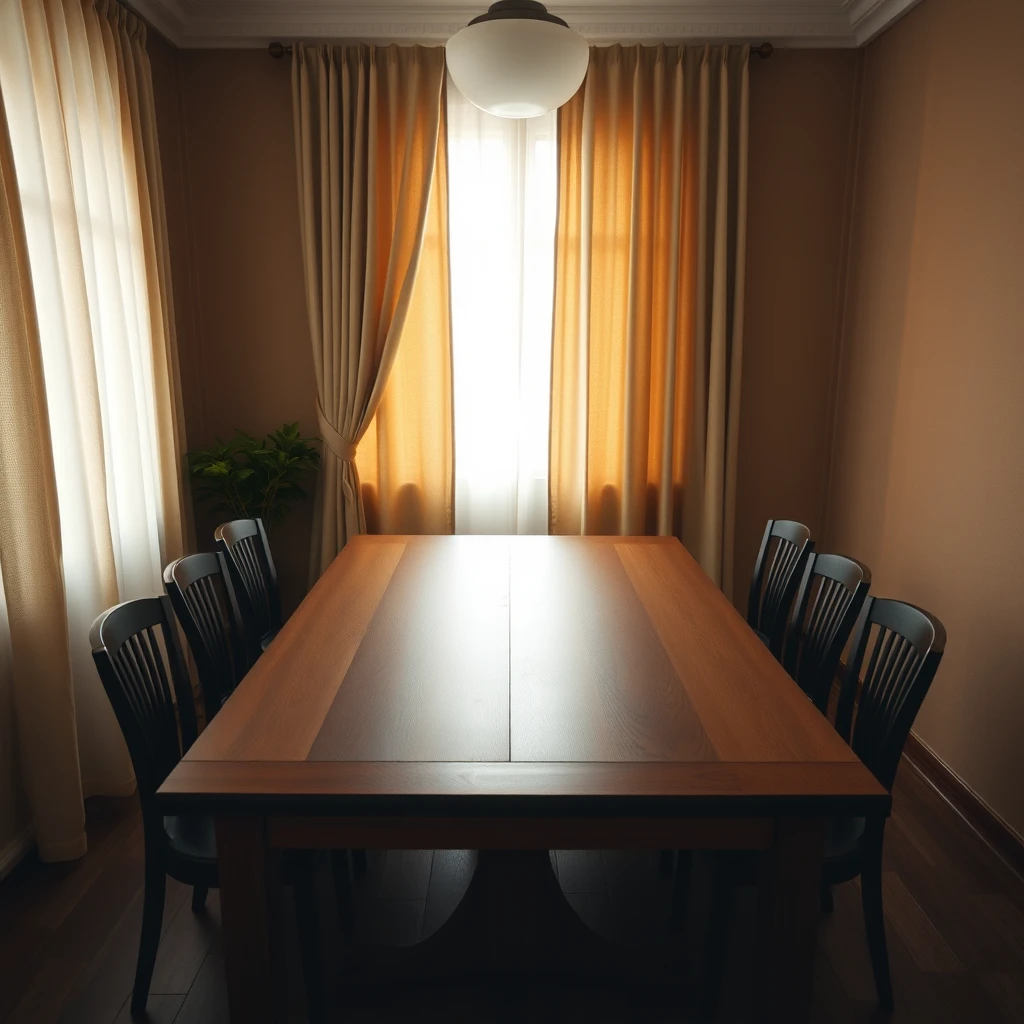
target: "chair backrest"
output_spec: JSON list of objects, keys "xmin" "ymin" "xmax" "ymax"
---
[
  {"xmin": 214, "ymin": 518, "xmax": 281, "ymax": 655},
  {"xmin": 835, "ymin": 597, "xmax": 946, "ymax": 792},
  {"xmin": 747, "ymin": 519, "xmax": 814, "ymax": 656},
  {"xmin": 783, "ymin": 552, "xmax": 871, "ymax": 714},
  {"xmin": 164, "ymin": 552, "xmax": 251, "ymax": 716},
  {"xmin": 90, "ymin": 597, "xmax": 197, "ymax": 804}
]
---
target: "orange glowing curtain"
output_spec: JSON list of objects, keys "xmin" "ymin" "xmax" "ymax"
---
[{"xmin": 550, "ymin": 44, "xmax": 749, "ymax": 596}]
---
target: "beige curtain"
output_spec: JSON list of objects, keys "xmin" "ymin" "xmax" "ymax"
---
[
  {"xmin": 292, "ymin": 44, "xmax": 452, "ymax": 577},
  {"xmin": 0, "ymin": 77, "xmax": 85, "ymax": 863},
  {"xmin": 550, "ymin": 44, "xmax": 749, "ymax": 596},
  {"xmin": 112, "ymin": 1, "xmax": 192, "ymax": 561},
  {"xmin": 355, "ymin": 101, "xmax": 453, "ymax": 537},
  {"xmin": 0, "ymin": 0, "xmax": 187, "ymax": 861}
]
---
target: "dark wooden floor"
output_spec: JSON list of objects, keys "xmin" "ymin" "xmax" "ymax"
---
[{"xmin": 1, "ymin": 758, "xmax": 1023, "ymax": 1023}]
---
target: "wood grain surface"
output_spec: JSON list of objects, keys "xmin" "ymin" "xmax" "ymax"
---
[
  {"xmin": 183, "ymin": 538, "xmax": 406, "ymax": 761},
  {"xmin": 163, "ymin": 535, "xmax": 879, "ymax": 810},
  {"xmin": 616, "ymin": 540, "xmax": 858, "ymax": 763},
  {"xmin": 510, "ymin": 538, "xmax": 713, "ymax": 762},
  {"xmin": 308, "ymin": 537, "xmax": 510, "ymax": 762}
]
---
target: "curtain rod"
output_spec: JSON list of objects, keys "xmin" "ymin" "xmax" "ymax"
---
[{"xmin": 268, "ymin": 41, "xmax": 774, "ymax": 59}]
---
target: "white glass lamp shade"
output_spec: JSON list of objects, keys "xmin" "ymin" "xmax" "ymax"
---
[{"xmin": 446, "ymin": 18, "xmax": 589, "ymax": 118}]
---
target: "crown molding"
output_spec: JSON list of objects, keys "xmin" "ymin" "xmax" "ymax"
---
[
  {"xmin": 132, "ymin": 2, "xmax": 922, "ymax": 50},
  {"xmin": 847, "ymin": 0, "xmax": 925, "ymax": 45},
  {"xmin": 127, "ymin": 0, "xmax": 189, "ymax": 42}
]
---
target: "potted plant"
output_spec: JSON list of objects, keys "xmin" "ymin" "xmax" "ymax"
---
[{"xmin": 188, "ymin": 422, "xmax": 320, "ymax": 531}]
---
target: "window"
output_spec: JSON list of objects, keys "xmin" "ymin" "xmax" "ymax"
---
[{"xmin": 447, "ymin": 82, "xmax": 557, "ymax": 535}]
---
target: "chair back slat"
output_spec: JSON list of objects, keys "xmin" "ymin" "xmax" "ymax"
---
[
  {"xmin": 164, "ymin": 552, "xmax": 251, "ymax": 716},
  {"xmin": 90, "ymin": 597, "xmax": 196, "ymax": 804},
  {"xmin": 783, "ymin": 552, "xmax": 871, "ymax": 712},
  {"xmin": 835, "ymin": 597, "xmax": 946, "ymax": 792},
  {"xmin": 747, "ymin": 519, "xmax": 814, "ymax": 655},
  {"xmin": 215, "ymin": 518, "xmax": 281, "ymax": 656}
]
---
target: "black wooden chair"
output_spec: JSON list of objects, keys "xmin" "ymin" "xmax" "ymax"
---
[
  {"xmin": 90, "ymin": 598, "xmax": 326, "ymax": 1021},
  {"xmin": 164, "ymin": 552, "xmax": 251, "ymax": 718},
  {"xmin": 782, "ymin": 552, "xmax": 872, "ymax": 714},
  {"xmin": 215, "ymin": 518, "xmax": 282, "ymax": 658},
  {"xmin": 701, "ymin": 597, "xmax": 946, "ymax": 1016},
  {"xmin": 825, "ymin": 597, "xmax": 946, "ymax": 1011},
  {"xmin": 746, "ymin": 519, "xmax": 814, "ymax": 657}
]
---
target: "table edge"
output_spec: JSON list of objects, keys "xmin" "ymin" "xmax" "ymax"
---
[{"xmin": 158, "ymin": 760, "xmax": 891, "ymax": 818}]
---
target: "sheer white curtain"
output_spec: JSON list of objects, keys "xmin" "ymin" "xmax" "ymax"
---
[
  {"xmin": 447, "ymin": 81, "xmax": 556, "ymax": 535},
  {"xmin": 0, "ymin": 0, "xmax": 185, "ymax": 858}
]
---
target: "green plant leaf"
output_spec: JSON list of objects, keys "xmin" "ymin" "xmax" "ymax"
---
[{"xmin": 187, "ymin": 421, "xmax": 321, "ymax": 531}]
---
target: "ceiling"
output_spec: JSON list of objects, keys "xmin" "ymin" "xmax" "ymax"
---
[{"xmin": 130, "ymin": 0, "xmax": 924, "ymax": 49}]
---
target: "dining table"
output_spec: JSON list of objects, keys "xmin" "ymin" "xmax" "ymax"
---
[{"xmin": 158, "ymin": 534, "xmax": 889, "ymax": 1023}]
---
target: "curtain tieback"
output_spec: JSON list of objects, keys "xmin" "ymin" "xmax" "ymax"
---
[{"xmin": 316, "ymin": 399, "xmax": 358, "ymax": 463}]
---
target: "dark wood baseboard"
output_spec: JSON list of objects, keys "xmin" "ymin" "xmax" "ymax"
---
[{"xmin": 902, "ymin": 731, "xmax": 1024, "ymax": 881}]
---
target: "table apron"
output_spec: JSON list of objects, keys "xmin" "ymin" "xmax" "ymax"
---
[{"xmin": 264, "ymin": 814, "xmax": 775, "ymax": 850}]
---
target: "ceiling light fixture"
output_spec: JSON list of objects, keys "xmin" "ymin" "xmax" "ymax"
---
[{"xmin": 445, "ymin": 1, "xmax": 590, "ymax": 119}]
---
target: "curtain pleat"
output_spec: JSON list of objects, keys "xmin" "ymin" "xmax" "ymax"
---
[
  {"xmin": 550, "ymin": 43, "xmax": 749, "ymax": 596},
  {"xmin": 102, "ymin": 0, "xmax": 193, "ymax": 561},
  {"xmin": 356, "ymin": 92, "xmax": 453, "ymax": 537},
  {"xmin": 0, "ymin": 0, "xmax": 188, "ymax": 860},
  {"xmin": 292, "ymin": 44, "xmax": 452, "ymax": 577},
  {"xmin": 0, "ymin": 75, "xmax": 85, "ymax": 862}
]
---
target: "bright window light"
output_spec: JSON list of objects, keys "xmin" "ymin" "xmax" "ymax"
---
[{"xmin": 447, "ymin": 78, "xmax": 557, "ymax": 535}]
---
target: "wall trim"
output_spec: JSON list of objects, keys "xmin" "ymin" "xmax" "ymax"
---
[
  {"xmin": 848, "ymin": 0, "xmax": 926, "ymax": 46},
  {"xmin": 128, "ymin": 1, "xmax": 916, "ymax": 49},
  {"xmin": 0, "ymin": 825, "xmax": 34, "ymax": 882},
  {"xmin": 902, "ymin": 732, "xmax": 1024, "ymax": 882}
]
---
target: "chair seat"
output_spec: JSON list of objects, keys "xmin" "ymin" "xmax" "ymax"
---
[
  {"xmin": 164, "ymin": 813, "xmax": 217, "ymax": 863},
  {"xmin": 260, "ymin": 628, "xmax": 279, "ymax": 652},
  {"xmin": 754, "ymin": 628, "xmax": 770, "ymax": 647}
]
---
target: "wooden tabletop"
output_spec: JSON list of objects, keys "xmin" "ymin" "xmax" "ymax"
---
[{"xmin": 159, "ymin": 536, "xmax": 888, "ymax": 815}]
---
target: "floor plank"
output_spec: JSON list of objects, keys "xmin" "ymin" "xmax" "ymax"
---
[
  {"xmin": 172, "ymin": 953, "xmax": 229, "ymax": 1024},
  {"xmin": 421, "ymin": 850, "xmax": 475, "ymax": 941},
  {"xmin": 57, "ymin": 878, "xmax": 190, "ymax": 1024},
  {"xmin": 150, "ymin": 889, "xmax": 221, "ymax": 994},
  {"xmin": 7, "ymin": 819, "xmax": 146, "ymax": 1023},
  {"xmin": 376, "ymin": 850, "xmax": 433, "ymax": 901},
  {"xmin": 881, "ymin": 870, "xmax": 963, "ymax": 972},
  {"xmin": 554, "ymin": 850, "xmax": 607, "ymax": 894},
  {"xmin": 112, "ymin": 993, "xmax": 185, "ymax": 1024}
]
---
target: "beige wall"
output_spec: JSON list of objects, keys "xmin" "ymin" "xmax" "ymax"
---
[
  {"xmin": 733, "ymin": 50, "xmax": 860, "ymax": 601},
  {"xmin": 827, "ymin": 0, "xmax": 1024, "ymax": 837},
  {"xmin": 149, "ymin": 41, "xmax": 316, "ymax": 612}
]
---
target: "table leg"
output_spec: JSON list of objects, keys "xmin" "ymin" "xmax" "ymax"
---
[
  {"xmin": 754, "ymin": 817, "xmax": 824, "ymax": 1024},
  {"xmin": 215, "ymin": 814, "xmax": 285, "ymax": 1024}
]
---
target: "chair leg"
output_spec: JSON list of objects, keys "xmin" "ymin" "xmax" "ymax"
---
[
  {"xmin": 670, "ymin": 850, "xmax": 692, "ymax": 931},
  {"xmin": 861, "ymin": 863, "xmax": 894, "ymax": 1013},
  {"xmin": 191, "ymin": 885, "xmax": 208, "ymax": 913},
  {"xmin": 821, "ymin": 882, "xmax": 834, "ymax": 915},
  {"xmin": 130, "ymin": 851, "xmax": 166, "ymax": 1018},
  {"xmin": 700, "ymin": 856, "xmax": 735, "ymax": 1021},
  {"xmin": 331, "ymin": 850, "xmax": 354, "ymax": 935},
  {"xmin": 293, "ymin": 863, "xmax": 326, "ymax": 1024}
]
